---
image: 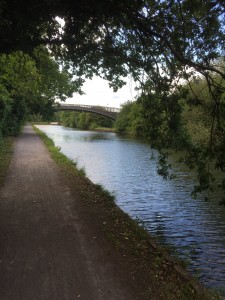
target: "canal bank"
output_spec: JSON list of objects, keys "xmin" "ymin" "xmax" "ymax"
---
[{"xmin": 0, "ymin": 126, "xmax": 216, "ymax": 299}]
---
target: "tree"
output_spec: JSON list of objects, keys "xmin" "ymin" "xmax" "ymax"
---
[
  {"xmin": 0, "ymin": 48, "xmax": 79, "ymax": 135},
  {"xmin": 0, "ymin": 51, "xmax": 39, "ymax": 135},
  {"xmin": 116, "ymin": 73, "xmax": 225, "ymax": 200},
  {"xmin": 115, "ymin": 101, "xmax": 147, "ymax": 136},
  {"xmin": 1, "ymin": 1, "xmax": 224, "ymax": 81},
  {"xmin": 29, "ymin": 46, "xmax": 79, "ymax": 120},
  {"xmin": 180, "ymin": 74, "xmax": 225, "ymax": 199}
]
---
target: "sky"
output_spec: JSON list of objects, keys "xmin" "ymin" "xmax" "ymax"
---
[{"xmin": 64, "ymin": 76, "xmax": 139, "ymax": 108}]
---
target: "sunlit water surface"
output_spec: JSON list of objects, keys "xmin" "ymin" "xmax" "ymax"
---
[{"xmin": 37, "ymin": 125, "xmax": 225, "ymax": 295}]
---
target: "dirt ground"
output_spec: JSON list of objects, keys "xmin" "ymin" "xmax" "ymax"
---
[{"xmin": 0, "ymin": 126, "xmax": 146, "ymax": 300}]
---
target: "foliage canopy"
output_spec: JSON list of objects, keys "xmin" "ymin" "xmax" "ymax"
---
[
  {"xmin": 0, "ymin": 48, "xmax": 78, "ymax": 136},
  {"xmin": 1, "ymin": 1, "xmax": 225, "ymax": 85}
]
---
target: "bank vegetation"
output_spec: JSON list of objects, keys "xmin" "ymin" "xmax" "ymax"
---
[{"xmin": 115, "ymin": 72, "xmax": 225, "ymax": 201}]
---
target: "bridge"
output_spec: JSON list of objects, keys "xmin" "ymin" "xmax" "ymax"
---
[{"xmin": 55, "ymin": 104, "xmax": 120, "ymax": 120}]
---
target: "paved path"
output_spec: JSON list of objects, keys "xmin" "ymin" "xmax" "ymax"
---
[{"xmin": 0, "ymin": 126, "xmax": 137, "ymax": 300}]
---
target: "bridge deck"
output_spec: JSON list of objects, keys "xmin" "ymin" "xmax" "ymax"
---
[{"xmin": 55, "ymin": 104, "xmax": 120, "ymax": 120}]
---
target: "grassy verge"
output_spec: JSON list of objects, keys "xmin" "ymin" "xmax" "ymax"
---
[
  {"xmin": 31, "ymin": 122, "xmax": 50, "ymax": 125},
  {"xmin": 94, "ymin": 127, "xmax": 116, "ymax": 132},
  {"xmin": 0, "ymin": 137, "xmax": 14, "ymax": 186},
  {"xmin": 33, "ymin": 125, "xmax": 220, "ymax": 300},
  {"xmin": 33, "ymin": 126, "xmax": 86, "ymax": 177}
]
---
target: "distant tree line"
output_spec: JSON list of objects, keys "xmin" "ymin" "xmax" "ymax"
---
[{"xmin": 56, "ymin": 111, "xmax": 114, "ymax": 130}]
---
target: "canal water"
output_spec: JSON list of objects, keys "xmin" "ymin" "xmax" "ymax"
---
[{"xmin": 37, "ymin": 125, "xmax": 225, "ymax": 295}]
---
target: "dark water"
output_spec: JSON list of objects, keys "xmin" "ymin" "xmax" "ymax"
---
[{"xmin": 37, "ymin": 125, "xmax": 225, "ymax": 295}]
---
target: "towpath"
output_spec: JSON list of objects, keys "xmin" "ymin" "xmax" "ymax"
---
[{"xmin": 0, "ymin": 126, "xmax": 139, "ymax": 300}]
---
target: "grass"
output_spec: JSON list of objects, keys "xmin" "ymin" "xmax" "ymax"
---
[
  {"xmin": 31, "ymin": 121, "xmax": 50, "ymax": 125},
  {"xmin": 33, "ymin": 125, "xmax": 220, "ymax": 300},
  {"xmin": 33, "ymin": 126, "xmax": 86, "ymax": 177},
  {"xmin": 94, "ymin": 127, "xmax": 116, "ymax": 132},
  {"xmin": 0, "ymin": 137, "xmax": 14, "ymax": 186},
  {"xmin": 94, "ymin": 183, "xmax": 116, "ymax": 201}
]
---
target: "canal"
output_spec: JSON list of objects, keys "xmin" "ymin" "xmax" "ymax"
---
[{"xmin": 37, "ymin": 125, "xmax": 225, "ymax": 296}]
